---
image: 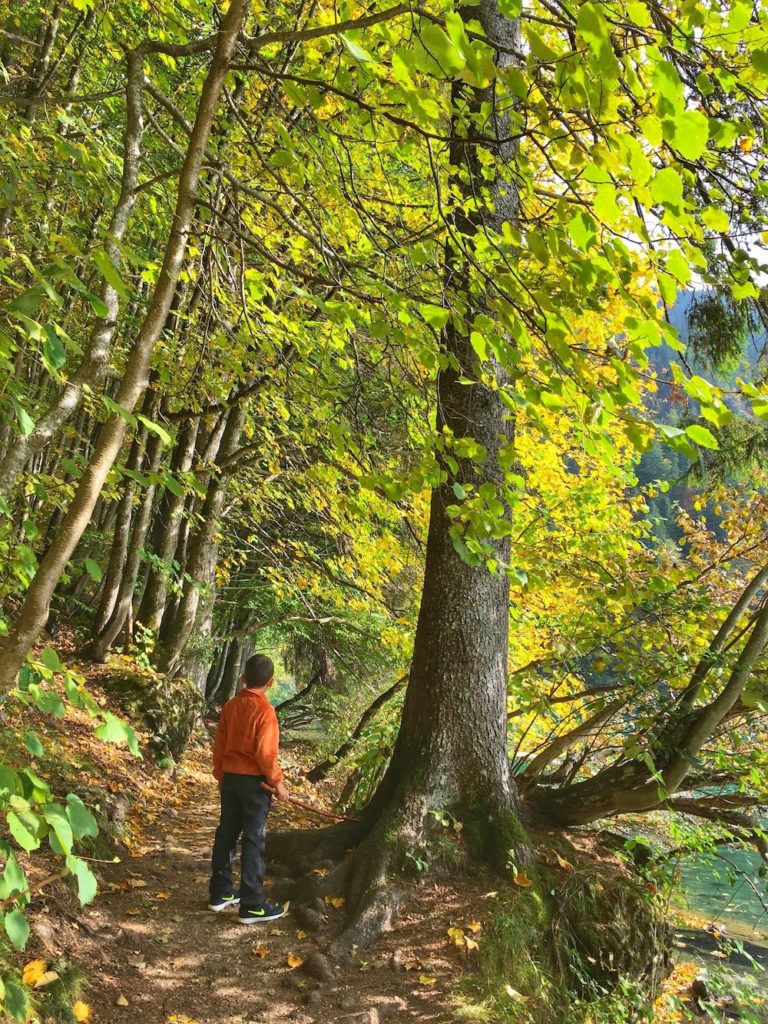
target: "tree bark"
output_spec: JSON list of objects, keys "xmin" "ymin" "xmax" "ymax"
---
[
  {"xmin": 156, "ymin": 403, "xmax": 246, "ymax": 677},
  {"xmin": 0, "ymin": 0, "xmax": 251, "ymax": 690},
  {"xmin": 0, "ymin": 47, "xmax": 145, "ymax": 496},
  {"xmin": 135, "ymin": 414, "xmax": 200, "ymax": 634}
]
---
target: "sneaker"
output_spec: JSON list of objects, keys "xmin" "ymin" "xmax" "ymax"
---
[
  {"xmin": 238, "ymin": 901, "xmax": 285, "ymax": 924},
  {"xmin": 208, "ymin": 893, "xmax": 240, "ymax": 912}
]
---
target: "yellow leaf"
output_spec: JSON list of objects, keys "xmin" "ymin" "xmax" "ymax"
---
[
  {"xmin": 155, "ymin": 890, "xmax": 172, "ymax": 900},
  {"xmin": 324, "ymin": 895, "xmax": 345, "ymax": 908},
  {"xmin": 505, "ymin": 984, "xmax": 528, "ymax": 1001},
  {"xmin": 594, "ymin": 882, "xmax": 604, "ymax": 893},
  {"xmin": 22, "ymin": 960, "xmax": 47, "ymax": 987},
  {"xmin": 252, "ymin": 945, "xmax": 269, "ymax": 958},
  {"xmin": 513, "ymin": 871, "xmax": 534, "ymax": 888},
  {"xmin": 73, "ymin": 1002, "xmax": 91, "ymax": 1022},
  {"xmin": 404, "ymin": 959, "xmax": 421, "ymax": 971},
  {"xmin": 296, "ymin": 930, "xmax": 308, "ymax": 940},
  {"xmin": 418, "ymin": 974, "xmax": 437, "ymax": 986},
  {"xmin": 116, "ymin": 994, "xmax": 129, "ymax": 1006},
  {"xmin": 464, "ymin": 936, "xmax": 479, "ymax": 952},
  {"xmin": 127, "ymin": 907, "xmax": 142, "ymax": 915},
  {"xmin": 312, "ymin": 867, "xmax": 328, "ymax": 877},
  {"xmin": 447, "ymin": 927, "xmax": 465, "ymax": 947},
  {"xmin": 555, "ymin": 853, "xmax": 574, "ymax": 872},
  {"xmin": 287, "ymin": 954, "xmax": 303, "ymax": 969},
  {"xmin": 467, "ymin": 920, "xmax": 482, "ymax": 933},
  {"xmin": 34, "ymin": 971, "xmax": 60, "ymax": 989}
]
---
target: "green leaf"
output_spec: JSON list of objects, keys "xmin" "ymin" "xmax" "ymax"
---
[
  {"xmin": 44, "ymin": 805, "xmax": 73, "ymax": 855},
  {"xmin": 685, "ymin": 423, "xmax": 718, "ymax": 449},
  {"xmin": 11, "ymin": 400, "xmax": 34, "ymax": 438},
  {"xmin": 95, "ymin": 712, "xmax": 142, "ymax": 757},
  {"xmin": 66, "ymin": 855, "xmax": 97, "ymax": 904},
  {"xmin": 93, "ymin": 249, "xmax": 127, "ymax": 296},
  {"xmin": 5, "ymin": 980, "xmax": 28, "ymax": 1021},
  {"xmin": 3, "ymin": 910, "xmax": 29, "ymax": 950},
  {"xmin": 7, "ymin": 811, "xmax": 40, "ymax": 853},
  {"xmin": 39, "ymin": 647, "xmax": 61, "ymax": 672},
  {"xmin": 66, "ymin": 794, "xmax": 99, "ymax": 840},
  {"xmin": 0, "ymin": 856, "xmax": 27, "ymax": 901},
  {"xmin": 341, "ymin": 33, "xmax": 373, "ymax": 63},
  {"xmin": 419, "ymin": 303, "xmax": 450, "ymax": 329},
  {"xmin": 0, "ymin": 767, "xmax": 20, "ymax": 796},
  {"xmin": 671, "ymin": 110, "xmax": 709, "ymax": 160},
  {"xmin": 751, "ymin": 49, "xmax": 768, "ymax": 74},
  {"xmin": 701, "ymin": 206, "xmax": 729, "ymax": 232},
  {"xmin": 42, "ymin": 326, "xmax": 67, "ymax": 371},
  {"xmin": 568, "ymin": 210, "xmax": 597, "ymax": 250},
  {"xmin": 24, "ymin": 732, "xmax": 43, "ymax": 758},
  {"xmin": 84, "ymin": 557, "xmax": 102, "ymax": 583},
  {"xmin": 136, "ymin": 413, "xmax": 172, "ymax": 446},
  {"xmin": 650, "ymin": 167, "xmax": 683, "ymax": 207},
  {"xmin": 84, "ymin": 292, "xmax": 109, "ymax": 317}
]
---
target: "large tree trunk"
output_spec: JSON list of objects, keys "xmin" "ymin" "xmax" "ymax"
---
[
  {"xmin": 0, "ymin": 0, "xmax": 251, "ymax": 690},
  {"xmin": 270, "ymin": 0, "xmax": 524, "ymax": 955}
]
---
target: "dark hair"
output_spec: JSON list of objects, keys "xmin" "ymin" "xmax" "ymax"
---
[{"xmin": 244, "ymin": 654, "xmax": 274, "ymax": 688}]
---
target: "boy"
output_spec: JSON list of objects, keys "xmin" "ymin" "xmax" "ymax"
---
[{"xmin": 209, "ymin": 653, "xmax": 289, "ymax": 924}]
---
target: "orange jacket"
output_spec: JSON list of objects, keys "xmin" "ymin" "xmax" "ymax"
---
[{"xmin": 212, "ymin": 687, "xmax": 284, "ymax": 787}]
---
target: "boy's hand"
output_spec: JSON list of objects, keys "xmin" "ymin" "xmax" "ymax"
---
[{"xmin": 272, "ymin": 781, "xmax": 289, "ymax": 802}]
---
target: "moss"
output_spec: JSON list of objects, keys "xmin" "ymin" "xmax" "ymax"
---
[{"xmin": 456, "ymin": 859, "xmax": 671, "ymax": 1024}]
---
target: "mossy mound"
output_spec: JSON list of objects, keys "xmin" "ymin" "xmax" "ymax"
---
[
  {"xmin": 466, "ymin": 854, "xmax": 670, "ymax": 1023},
  {"xmin": 553, "ymin": 866, "xmax": 670, "ymax": 999},
  {"xmin": 102, "ymin": 660, "xmax": 205, "ymax": 759}
]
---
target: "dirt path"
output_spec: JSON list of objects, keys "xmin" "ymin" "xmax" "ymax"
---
[{"xmin": 76, "ymin": 746, "xmax": 478, "ymax": 1024}]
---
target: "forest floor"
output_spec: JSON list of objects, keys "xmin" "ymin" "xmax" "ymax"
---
[
  {"xmin": 9, "ymin": 667, "xmax": 761, "ymax": 1024},
  {"xmin": 55, "ymin": 738, "xmax": 492, "ymax": 1024}
]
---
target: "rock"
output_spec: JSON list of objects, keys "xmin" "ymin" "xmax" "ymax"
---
[
  {"xmin": 105, "ymin": 666, "xmax": 206, "ymax": 759},
  {"xmin": 340, "ymin": 1012, "xmax": 379, "ymax": 1024},
  {"xmin": 281, "ymin": 973, "xmax": 303, "ymax": 991},
  {"xmin": 308, "ymin": 897, "xmax": 326, "ymax": 914},
  {"xmin": 301, "ymin": 951, "xmax": 335, "ymax": 983},
  {"xmin": 338, "ymin": 993, "xmax": 357, "ymax": 1011},
  {"xmin": 293, "ymin": 905, "xmax": 325, "ymax": 933},
  {"xmin": 304, "ymin": 990, "xmax": 323, "ymax": 1007}
]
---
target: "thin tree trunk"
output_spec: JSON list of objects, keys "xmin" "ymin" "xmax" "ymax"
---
[
  {"xmin": 157, "ymin": 403, "xmax": 246, "ymax": 676},
  {"xmin": 86, "ymin": 425, "xmax": 166, "ymax": 659},
  {"xmin": 89, "ymin": 425, "xmax": 148, "ymax": 637},
  {"xmin": 0, "ymin": 0, "xmax": 250, "ymax": 690},
  {"xmin": 0, "ymin": 48, "xmax": 145, "ymax": 496},
  {"xmin": 135, "ymin": 414, "xmax": 200, "ymax": 633}
]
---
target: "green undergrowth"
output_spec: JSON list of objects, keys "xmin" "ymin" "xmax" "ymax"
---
[{"xmin": 454, "ymin": 855, "xmax": 670, "ymax": 1024}]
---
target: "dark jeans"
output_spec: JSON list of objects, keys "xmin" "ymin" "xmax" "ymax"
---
[{"xmin": 210, "ymin": 773, "xmax": 272, "ymax": 907}]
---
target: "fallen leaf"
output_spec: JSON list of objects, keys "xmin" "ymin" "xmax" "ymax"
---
[
  {"xmin": 34, "ymin": 970, "xmax": 59, "ymax": 989},
  {"xmin": 127, "ymin": 907, "xmax": 142, "ymax": 915},
  {"xmin": 73, "ymin": 1002, "xmax": 91, "ymax": 1022},
  {"xmin": 116, "ymin": 994, "xmax": 129, "ymax": 1006},
  {"xmin": 513, "ymin": 871, "xmax": 534, "ymax": 888},
  {"xmin": 296, "ymin": 930, "xmax": 308, "ymax": 940},
  {"xmin": 464, "ymin": 936, "xmax": 479, "ymax": 952},
  {"xmin": 252, "ymin": 945, "xmax": 269, "ymax": 958},
  {"xmin": 467, "ymin": 920, "xmax": 482, "ymax": 933},
  {"xmin": 555, "ymin": 853, "xmax": 574, "ymax": 872},
  {"xmin": 312, "ymin": 867, "xmax": 328, "ymax": 877},
  {"xmin": 418, "ymin": 974, "xmax": 437, "ymax": 986},
  {"xmin": 127, "ymin": 879, "xmax": 147, "ymax": 889},
  {"xmin": 505, "ymin": 984, "xmax": 527, "ymax": 1001},
  {"xmin": 155, "ymin": 891, "xmax": 172, "ymax": 900},
  {"xmin": 447, "ymin": 927, "xmax": 465, "ymax": 947},
  {"xmin": 594, "ymin": 882, "xmax": 604, "ymax": 893},
  {"xmin": 22, "ymin": 960, "xmax": 47, "ymax": 987},
  {"xmin": 324, "ymin": 895, "xmax": 345, "ymax": 908},
  {"xmin": 287, "ymin": 954, "xmax": 303, "ymax": 969}
]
